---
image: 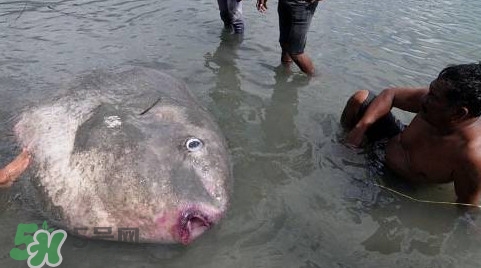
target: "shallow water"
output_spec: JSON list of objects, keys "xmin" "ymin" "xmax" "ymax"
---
[{"xmin": 1, "ymin": 0, "xmax": 481, "ymax": 267}]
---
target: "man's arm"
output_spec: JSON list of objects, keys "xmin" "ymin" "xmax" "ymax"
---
[
  {"xmin": 453, "ymin": 154, "xmax": 481, "ymax": 207},
  {"xmin": 346, "ymin": 87, "xmax": 427, "ymax": 146}
]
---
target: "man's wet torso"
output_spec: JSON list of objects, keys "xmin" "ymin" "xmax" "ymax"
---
[{"xmin": 385, "ymin": 114, "xmax": 464, "ymax": 184}]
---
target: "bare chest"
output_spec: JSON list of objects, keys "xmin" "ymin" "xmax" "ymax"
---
[{"xmin": 386, "ymin": 119, "xmax": 459, "ymax": 183}]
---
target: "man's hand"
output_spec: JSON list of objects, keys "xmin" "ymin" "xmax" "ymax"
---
[{"xmin": 256, "ymin": 0, "xmax": 268, "ymax": 12}]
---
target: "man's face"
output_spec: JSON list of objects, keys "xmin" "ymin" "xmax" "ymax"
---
[{"xmin": 420, "ymin": 78, "xmax": 454, "ymax": 126}]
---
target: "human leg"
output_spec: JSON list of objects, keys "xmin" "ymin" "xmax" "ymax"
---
[
  {"xmin": 217, "ymin": 0, "xmax": 231, "ymax": 29},
  {"xmin": 341, "ymin": 90, "xmax": 405, "ymax": 142},
  {"xmin": 278, "ymin": 1, "xmax": 293, "ymax": 65},
  {"xmin": 341, "ymin": 90, "xmax": 370, "ymax": 130},
  {"xmin": 280, "ymin": 44, "xmax": 293, "ymax": 64},
  {"xmin": 229, "ymin": 0, "xmax": 244, "ymax": 34},
  {"xmin": 290, "ymin": 53, "xmax": 315, "ymax": 75},
  {"xmin": 218, "ymin": 0, "xmax": 244, "ymax": 34},
  {"xmin": 280, "ymin": 0, "xmax": 318, "ymax": 75}
]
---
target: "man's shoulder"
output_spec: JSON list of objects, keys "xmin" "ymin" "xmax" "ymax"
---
[
  {"xmin": 459, "ymin": 140, "xmax": 481, "ymax": 172},
  {"xmin": 452, "ymin": 147, "xmax": 481, "ymax": 188}
]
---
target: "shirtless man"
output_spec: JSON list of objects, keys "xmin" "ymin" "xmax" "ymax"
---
[
  {"xmin": 341, "ymin": 63, "xmax": 481, "ymax": 205},
  {"xmin": 0, "ymin": 148, "xmax": 31, "ymax": 188}
]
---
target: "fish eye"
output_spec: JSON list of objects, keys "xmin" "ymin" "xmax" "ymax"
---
[{"xmin": 185, "ymin": 138, "xmax": 203, "ymax": 152}]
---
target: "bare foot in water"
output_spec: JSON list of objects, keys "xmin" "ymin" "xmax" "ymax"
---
[{"xmin": 0, "ymin": 148, "xmax": 31, "ymax": 188}]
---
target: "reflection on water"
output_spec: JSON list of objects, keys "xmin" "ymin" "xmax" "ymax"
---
[{"xmin": 1, "ymin": 0, "xmax": 481, "ymax": 267}]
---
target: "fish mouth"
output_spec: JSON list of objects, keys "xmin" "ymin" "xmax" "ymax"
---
[{"xmin": 177, "ymin": 208, "xmax": 213, "ymax": 245}]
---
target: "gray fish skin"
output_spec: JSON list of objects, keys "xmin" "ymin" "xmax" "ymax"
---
[{"xmin": 14, "ymin": 67, "xmax": 232, "ymax": 245}]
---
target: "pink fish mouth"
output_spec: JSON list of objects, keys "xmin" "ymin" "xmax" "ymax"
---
[{"xmin": 177, "ymin": 208, "xmax": 213, "ymax": 245}]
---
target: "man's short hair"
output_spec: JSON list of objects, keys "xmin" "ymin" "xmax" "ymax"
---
[{"xmin": 438, "ymin": 63, "xmax": 481, "ymax": 117}]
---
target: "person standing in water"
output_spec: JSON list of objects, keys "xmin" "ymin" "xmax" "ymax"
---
[
  {"xmin": 217, "ymin": 0, "xmax": 245, "ymax": 34},
  {"xmin": 256, "ymin": 0, "xmax": 324, "ymax": 76}
]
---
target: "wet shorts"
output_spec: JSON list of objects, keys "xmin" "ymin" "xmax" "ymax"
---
[
  {"xmin": 358, "ymin": 91, "xmax": 406, "ymax": 142},
  {"xmin": 278, "ymin": 0, "xmax": 318, "ymax": 55}
]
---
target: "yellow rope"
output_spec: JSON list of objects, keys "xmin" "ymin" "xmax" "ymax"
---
[{"xmin": 373, "ymin": 183, "xmax": 481, "ymax": 208}]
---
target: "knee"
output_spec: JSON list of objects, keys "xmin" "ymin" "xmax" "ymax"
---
[
  {"xmin": 348, "ymin": 90, "xmax": 369, "ymax": 107},
  {"xmin": 341, "ymin": 90, "xmax": 369, "ymax": 128},
  {"xmin": 288, "ymin": 53, "xmax": 303, "ymax": 61}
]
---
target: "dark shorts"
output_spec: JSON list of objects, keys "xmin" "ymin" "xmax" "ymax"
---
[
  {"xmin": 358, "ymin": 91, "xmax": 406, "ymax": 142},
  {"xmin": 278, "ymin": 0, "xmax": 318, "ymax": 55}
]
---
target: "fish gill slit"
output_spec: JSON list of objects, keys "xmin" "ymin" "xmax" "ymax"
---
[{"xmin": 139, "ymin": 97, "xmax": 162, "ymax": 115}]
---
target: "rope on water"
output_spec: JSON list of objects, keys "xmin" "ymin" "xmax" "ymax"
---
[{"xmin": 373, "ymin": 183, "xmax": 481, "ymax": 209}]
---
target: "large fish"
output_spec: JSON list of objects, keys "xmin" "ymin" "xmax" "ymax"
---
[{"xmin": 14, "ymin": 67, "xmax": 232, "ymax": 245}]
